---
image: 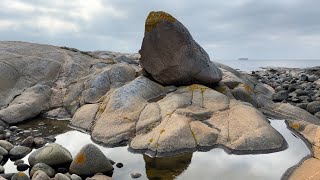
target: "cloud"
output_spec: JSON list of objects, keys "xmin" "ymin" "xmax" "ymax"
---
[{"xmin": 0, "ymin": 0, "xmax": 320, "ymax": 60}]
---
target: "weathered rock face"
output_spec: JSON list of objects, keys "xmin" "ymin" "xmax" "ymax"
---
[
  {"xmin": 139, "ymin": 11, "xmax": 222, "ymax": 86},
  {"xmin": 90, "ymin": 74, "xmax": 285, "ymax": 156}
]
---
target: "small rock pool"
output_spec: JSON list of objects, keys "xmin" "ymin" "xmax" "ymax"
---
[{"xmin": 5, "ymin": 119, "xmax": 310, "ymax": 180}]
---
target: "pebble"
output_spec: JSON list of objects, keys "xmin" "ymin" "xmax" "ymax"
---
[
  {"xmin": 130, "ymin": 173, "xmax": 142, "ymax": 179},
  {"xmin": 17, "ymin": 164, "xmax": 30, "ymax": 171},
  {"xmin": 116, "ymin": 163, "xmax": 123, "ymax": 168},
  {"xmin": 14, "ymin": 160, "xmax": 24, "ymax": 165}
]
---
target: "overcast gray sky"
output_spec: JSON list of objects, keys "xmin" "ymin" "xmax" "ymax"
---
[{"xmin": 0, "ymin": 0, "xmax": 320, "ymax": 60}]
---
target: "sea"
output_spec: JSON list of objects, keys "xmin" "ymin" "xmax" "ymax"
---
[{"xmin": 215, "ymin": 59, "xmax": 320, "ymax": 72}]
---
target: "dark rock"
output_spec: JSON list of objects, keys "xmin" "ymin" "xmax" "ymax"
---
[
  {"xmin": 315, "ymin": 112, "xmax": 320, "ymax": 119},
  {"xmin": 299, "ymin": 73, "xmax": 308, "ymax": 81},
  {"xmin": 30, "ymin": 163, "xmax": 55, "ymax": 178},
  {"xmin": 139, "ymin": 11, "xmax": 222, "ymax": 86},
  {"xmin": 272, "ymin": 90, "xmax": 289, "ymax": 102},
  {"xmin": 275, "ymin": 86, "xmax": 284, "ymax": 92},
  {"xmin": 69, "ymin": 144, "xmax": 113, "ymax": 176},
  {"xmin": 0, "ymin": 127, "xmax": 4, "ymax": 134},
  {"xmin": 0, "ymin": 166, "xmax": 4, "ymax": 174},
  {"xmin": 297, "ymin": 103, "xmax": 308, "ymax": 110},
  {"xmin": 116, "ymin": 163, "xmax": 123, "ymax": 168},
  {"xmin": 9, "ymin": 146, "xmax": 32, "ymax": 160},
  {"xmin": 130, "ymin": 173, "xmax": 142, "ymax": 179},
  {"xmin": 0, "ymin": 147, "xmax": 8, "ymax": 156},
  {"xmin": 0, "ymin": 173, "xmax": 14, "ymax": 179},
  {"xmin": 307, "ymin": 101, "xmax": 320, "ymax": 114},
  {"xmin": 17, "ymin": 164, "xmax": 30, "ymax": 171},
  {"xmin": 295, "ymin": 89, "xmax": 307, "ymax": 96},
  {"xmin": 9, "ymin": 126, "xmax": 18, "ymax": 131},
  {"xmin": 20, "ymin": 136, "xmax": 34, "ymax": 147}
]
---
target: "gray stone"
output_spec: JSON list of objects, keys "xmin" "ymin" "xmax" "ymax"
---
[
  {"xmin": 31, "ymin": 170, "xmax": 51, "ymax": 180},
  {"xmin": 11, "ymin": 172, "xmax": 30, "ymax": 180},
  {"xmin": 295, "ymin": 89, "xmax": 308, "ymax": 96},
  {"xmin": 315, "ymin": 112, "xmax": 320, "ymax": 119},
  {"xmin": 0, "ymin": 140, "xmax": 14, "ymax": 151},
  {"xmin": 231, "ymin": 84, "xmax": 258, "ymax": 107},
  {"xmin": 70, "ymin": 174, "xmax": 82, "ymax": 180},
  {"xmin": 308, "ymin": 75, "xmax": 318, "ymax": 82},
  {"xmin": 69, "ymin": 144, "xmax": 113, "ymax": 176},
  {"xmin": 300, "ymin": 73, "xmax": 308, "ymax": 81},
  {"xmin": 307, "ymin": 101, "xmax": 320, "ymax": 114},
  {"xmin": 86, "ymin": 174, "xmax": 113, "ymax": 180},
  {"xmin": 71, "ymin": 104, "xmax": 99, "ymax": 131},
  {"xmin": 14, "ymin": 160, "xmax": 24, "ymax": 165},
  {"xmin": 30, "ymin": 163, "xmax": 55, "ymax": 178},
  {"xmin": 55, "ymin": 173, "xmax": 70, "ymax": 180},
  {"xmin": 42, "ymin": 108, "xmax": 71, "ymax": 120},
  {"xmin": 272, "ymin": 90, "xmax": 289, "ymax": 102},
  {"xmin": 9, "ymin": 146, "xmax": 32, "ymax": 159},
  {"xmin": 139, "ymin": 11, "xmax": 222, "ymax": 86},
  {"xmin": 297, "ymin": 103, "xmax": 308, "ymax": 109},
  {"xmin": 17, "ymin": 164, "xmax": 30, "ymax": 171},
  {"xmin": 130, "ymin": 173, "xmax": 142, "ymax": 179},
  {"xmin": 33, "ymin": 137, "xmax": 46, "ymax": 147},
  {"xmin": 0, "ymin": 147, "xmax": 8, "ymax": 156},
  {"xmin": 115, "ymin": 55, "xmax": 138, "ymax": 64},
  {"xmin": 28, "ymin": 143, "xmax": 72, "ymax": 167},
  {"xmin": 20, "ymin": 136, "xmax": 34, "ymax": 147}
]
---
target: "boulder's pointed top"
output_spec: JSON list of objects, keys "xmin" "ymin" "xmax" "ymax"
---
[{"xmin": 145, "ymin": 11, "xmax": 176, "ymax": 32}]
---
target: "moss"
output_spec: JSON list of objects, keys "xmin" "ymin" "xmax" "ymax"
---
[
  {"xmin": 145, "ymin": 11, "xmax": 176, "ymax": 32},
  {"xmin": 191, "ymin": 130, "xmax": 197, "ymax": 141},
  {"xmin": 75, "ymin": 153, "xmax": 86, "ymax": 164}
]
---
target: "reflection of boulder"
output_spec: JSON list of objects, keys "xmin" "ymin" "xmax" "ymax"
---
[{"xmin": 144, "ymin": 153, "xmax": 192, "ymax": 180}]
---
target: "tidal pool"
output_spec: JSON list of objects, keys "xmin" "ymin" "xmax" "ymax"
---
[{"xmin": 5, "ymin": 119, "xmax": 310, "ymax": 180}]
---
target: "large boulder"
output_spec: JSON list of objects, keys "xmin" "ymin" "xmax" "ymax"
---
[
  {"xmin": 139, "ymin": 11, "xmax": 222, "ymax": 86},
  {"xmin": 69, "ymin": 144, "xmax": 113, "ymax": 176},
  {"xmin": 28, "ymin": 143, "xmax": 72, "ymax": 167},
  {"xmin": 71, "ymin": 104, "xmax": 99, "ymax": 131}
]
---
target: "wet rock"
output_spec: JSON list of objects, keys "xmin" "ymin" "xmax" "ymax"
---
[
  {"xmin": 30, "ymin": 163, "xmax": 55, "ymax": 178},
  {"xmin": 33, "ymin": 137, "xmax": 46, "ymax": 147},
  {"xmin": 31, "ymin": 170, "xmax": 51, "ymax": 180},
  {"xmin": 139, "ymin": 11, "xmax": 222, "ymax": 86},
  {"xmin": 272, "ymin": 90, "xmax": 288, "ymax": 102},
  {"xmin": 116, "ymin": 163, "xmax": 123, "ymax": 168},
  {"xmin": 130, "ymin": 173, "xmax": 141, "ymax": 179},
  {"xmin": 70, "ymin": 174, "xmax": 82, "ymax": 180},
  {"xmin": 20, "ymin": 136, "xmax": 34, "ymax": 147},
  {"xmin": 115, "ymin": 55, "xmax": 138, "ymax": 64},
  {"xmin": 0, "ymin": 140, "xmax": 14, "ymax": 151},
  {"xmin": 299, "ymin": 73, "xmax": 308, "ymax": 81},
  {"xmin": 17, "ymin": 164, "xmax": 30, "ymax": 171},
  {"xmin": 11, "ymin": 172, "xmax": 30, "ymax": 180},
  {"xmin": 28, "ymin": 143, "xmax": 73, "ymax": 167},
  {"xmin": 9, "ymin": 146, "xmax": 32, "ymax": 160},
  {"xmin": 69, "ymin": 144, "xmax": 114, "ymax": 176},
  {"xmin": 307, "ymin": 101, "xmax": 320, "ymax": 114},
  {"xmin": 55, "ymin": 173, "xmax": 70, "ymax": 180}
]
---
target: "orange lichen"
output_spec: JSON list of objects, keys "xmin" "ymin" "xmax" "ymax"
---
[
  {"xmin": 18, "ymin": 172, "xmax": 25, "ymax": 177},
  {"xmin": 75, "ymin": 153, "xmax": 86, "ymax": 164},
  {"xmin": 291, "ymin": 123, "xmax": 301, "ymax": 130},
  {"xmin": 145, "ymin": 11, "xmax": 176, "ymax": 32},
  {"xmin": 242, "ymin": 84, "xmax": 254, "ymax": 93}
]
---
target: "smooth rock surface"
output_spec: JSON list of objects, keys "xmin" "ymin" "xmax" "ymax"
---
[
  {"xmin": 139, "ymin": 11, "xmax": 222, "ymax": 86},
  {"xmin": 30, "ymin": 163, "xmax": 55, "ymax": 178},
  {"xmin": 69, "ymin": 144, "xmax": 113, "ymax": 176},
  {"xmin": 28, "ymin": 143, "xmax": 72, "ymax": 167},
  {"xmin": 32, "ymin": 170, "xmax": 51, "ymax": 180}
]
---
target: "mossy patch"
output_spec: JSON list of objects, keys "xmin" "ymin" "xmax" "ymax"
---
[
  {"xmin": 145, "ymin": 11, "xmax": 176, "ymax": 32},
  {"xmin": 75, "ymin": 153, "xmax": 86, "ymax": 164}
]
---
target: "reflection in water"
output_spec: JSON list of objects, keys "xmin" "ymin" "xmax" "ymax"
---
[
  {"xmin": 4, "ymin": 120, "xmax": 311, "ymax": 180},
  {"xmin": 144, "ymin": 153, "xmax": 192, "ymax": 180}
]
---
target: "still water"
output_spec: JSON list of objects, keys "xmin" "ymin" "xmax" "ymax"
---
[{"xmin": 4, "ymin": 119, "xmax": 310, "ymax": 180}]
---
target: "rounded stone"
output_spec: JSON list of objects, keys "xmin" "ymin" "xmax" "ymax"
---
[
  {"xmin": 11, "ymin": 172, "xmax": 29, "ymax": 180},
  {"xmin": 33, "ymin": 137, "xmax": 46, "ymax": 147},
  {"xmin": 30, "ymin": 163, "xmax": 55, "ymax": 178},
  {"xmin": 0, "ymin": 146, "xmax": 8, "ymax": 156},
  {"xmin": 28, "ymin": 143, "xmax": 72, "ymax": 167},
  {"xmin": 130, "ymin": 172, "xmax": 142, "ymax": 179},
  {"xmin": 307, "ymin": 101, "xmax": 320, "ymax": 114},
  {"xmin": 0, "ymin": 140, "xmax": 14, "ymax": 151},
  {"xmin": 14, "ymin": 159, "xmax": 24, "ymax": 165},
  {"xmin": 70, "ymin": 174, "xmax": 82, "ymax": 180},
  {"xmin": 54, "ymin": 173, "xmax": 70, "ymax": 180},
  {"xmin": 31, "ymin": 170, "xmax": 51, "ymax": 180},
  {"xmin": 20, "ymin": 136, "xmax": 34, "ymax": 147},
  {"xmin": 16, "ymin": 164, "xmax": 30, "ymax": 171},
  {"xmin": 69, "ymin": 144, "xmax": 114, "ymax": 176},
  {"xmin": 116, "ymin": 163, "xmax": 123, "ymax": 168},
  {"xmin": 9, "ymin": 146, "xmax": 32, "ymax": 160}
]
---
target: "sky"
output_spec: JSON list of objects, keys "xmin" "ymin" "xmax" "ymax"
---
[{"xmin": 0, "ymin": 0, "xmax": 320, "ymax": 60}]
